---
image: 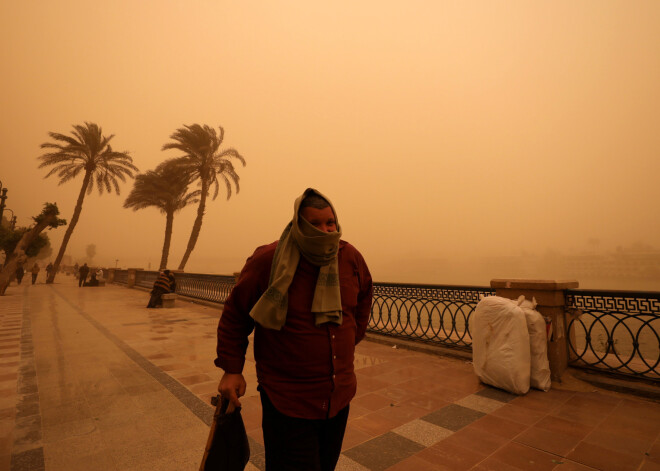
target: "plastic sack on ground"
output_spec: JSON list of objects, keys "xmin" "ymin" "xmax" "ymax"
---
[
  {"xmin": 517, "ymin": 296, "xmax": 551, "ymax": 391},
  {"xmin": 472, "ymin": 296, "xmax": 530, "ymax": 395}
]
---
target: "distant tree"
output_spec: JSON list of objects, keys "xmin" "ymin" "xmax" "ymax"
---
[
  {"xmin": 1, "ymin": 226, "xmax": 50, "ymax": 264},
  {"xmin": 0, "ymin": 203, "xmax": 66, "ymax": 295},
  {"xmin": 38, "ymin": 122, "xmax": 138, "ymax": 283},
  {"xmin": 124, "ymin": 160, "xmax": 200, "ymax": 270},
  {"xmin": 162, "ymin": 124, "xmax": 245, "ymax": 270},
  {"xmin": 86, "ymin": 243, "xmax": 96, "ymax": 262}
]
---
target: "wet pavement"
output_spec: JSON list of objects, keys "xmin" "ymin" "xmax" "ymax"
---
[{"xmin": 1, "ymin": 276, "xmax": 659, "ymax": 470}]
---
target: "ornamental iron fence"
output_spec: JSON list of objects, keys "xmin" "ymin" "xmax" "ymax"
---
[
  {"xmin": 123, "ymin": 270, "xmax": 236, "ymax": 304},
  {"xmin": 114, "ymin": 269, "xmax": 128, "ymax": 284},
  {"xmin": 175, "ymin": 273, "xmax": 236, "ymax": 304},
  {"xmin": 368, "ymin": 282, "xmax": 495, "ymax": 351},
  {"xmin": 565, "ymin": 289, "xmax": 660, "ymax": 380}
]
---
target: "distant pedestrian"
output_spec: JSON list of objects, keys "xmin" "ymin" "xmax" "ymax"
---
[
  {"xmin": 31, "ymin": 263, "xmax": 40, "ymax": 284},
  {"xmin": 147, "ymin": 270, "xmax": 176, "ymax": 308},
  {"xmin": 78, "ymin": 263, "xmax": 89, "ymax": 287},
  {"xmin": 46, "ymin": 262, "xmax": 54, "ymax": 279},
  {"xmin": 73, "ymin": 262, "xmax": 79, "ymax": 279},
  {"xmin": 15, "ymin": 265, "xmax": 25, "ymax": 285}
]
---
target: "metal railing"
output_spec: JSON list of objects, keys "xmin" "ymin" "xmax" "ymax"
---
[
  {"xmin": 116, "ymin": 270, "xmax": 236, "ymax": 304},
  {"xmin": 565, "ymin": 289, "xmax": 660, "ymax": 379},
  {"xmin": 368, "ymin": 282, "xmax": 495, "ymax": 350},
  {"xmin": 114, "ymin": 269, "xmax": 128, "ymax": 284},
  {"xmin": 175, "ymin": 273, "xmax": 236, "ymax": 304},
  {"xmin": 135, "ymin": 270, "xmax": 158, "ymax": 290}
]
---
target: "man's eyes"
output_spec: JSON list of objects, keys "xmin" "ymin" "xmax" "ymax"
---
[{"xmin": 311, "ymin": 220, "xmax": 336, "ymax": 226}]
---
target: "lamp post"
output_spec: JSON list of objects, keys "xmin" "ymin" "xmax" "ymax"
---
[
  {"xmin": 0, "ymin": 180, "xmax": 7, "ymax": 222},
  {"xmin": 115, "ymin": 259, "xmax": 119, "ymax": 269}
]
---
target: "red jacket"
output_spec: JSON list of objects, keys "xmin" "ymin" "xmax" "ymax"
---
[{"xmin": 215, "ymin": 240, "xmax": 373, "ymax": 419}]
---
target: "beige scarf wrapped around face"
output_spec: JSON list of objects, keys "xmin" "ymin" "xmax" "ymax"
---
[{"xmin": 249, "ymin": 188, "xmax": 343, "ymax": 330}]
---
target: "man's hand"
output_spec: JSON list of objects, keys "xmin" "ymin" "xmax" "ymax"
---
[{"xmin": 218, "ymin": 372, "xmax": 246, "ymax": 413}]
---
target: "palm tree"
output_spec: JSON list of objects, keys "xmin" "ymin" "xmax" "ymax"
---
[
  {"xmin": 38, "ymin": 122, "xmax": 138, "ymax": 283},
  {"xmin": 124, "ymin": 160, "xmax": 200, "ymax": 270},
  {"xmin": 162, "ymin": 124, "xmax": 245, "ymax": 270}
]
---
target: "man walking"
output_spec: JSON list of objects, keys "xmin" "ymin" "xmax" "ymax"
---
[
  {"xmin": 78, "ymin": 263, "xmax": 89, "ymax": 287},
  {"xmin": 15, "ymin": 265, "xmax": 25, "ymax": 285},
  {"xmin": 30, "ymin": 263, "xmax": 40, "ymax": 284},
  {"xmin": 215, "ymin": 188, "xmax": 373, "ymax": 471}
]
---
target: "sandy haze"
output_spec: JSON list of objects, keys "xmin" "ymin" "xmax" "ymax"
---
[{"xmin": 1, "ymin": 1, "xmax": 659, "ymax": 290}]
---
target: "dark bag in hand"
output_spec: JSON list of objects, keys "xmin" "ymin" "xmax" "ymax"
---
[{"xmin": 200, "ymin": 395, "xmax": 251, "ymax": 471}]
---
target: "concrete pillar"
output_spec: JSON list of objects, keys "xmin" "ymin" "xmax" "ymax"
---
[
  {"xmin": 490, "ymin": 279, "xmax": 579, "ymax": 382},
  {"xmin": 127, "ymin": 268, "xmax": 139, "ymax": 288},
  {"xmin": 107, "ymin": 269, "xmax": 115, "ymax": 283}
]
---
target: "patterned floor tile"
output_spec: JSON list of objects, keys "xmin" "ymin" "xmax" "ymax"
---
[
  {"xmin": 455, "ymin": 394, "xmax": 506, "ymax": 413},
  {"xmin": 343, "ymin": 431, "xmax": 424, "ymax": 471},
  {"xmin": 421, "ymin": 404, "xmax": 486, "ymax": 431},
  {"xmin": 475, "ymin": 386, "xmax": 518, "ymax": 403},
  {"xmin": 336, "ymin": 454, "xmax": 370, "ymax": 471},
  {"xmin": 392, "ymin": 419, "xmax": 453, "ymax": 447}
]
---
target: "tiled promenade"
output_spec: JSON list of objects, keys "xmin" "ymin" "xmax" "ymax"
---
[{"xmin": 1, "ymin": 276, "xmax": 659, "ymax": 471}]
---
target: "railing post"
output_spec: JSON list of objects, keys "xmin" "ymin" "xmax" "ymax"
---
[{"xmin": 490, "ymin": 279, "xmax": 579, "ymax": 382}]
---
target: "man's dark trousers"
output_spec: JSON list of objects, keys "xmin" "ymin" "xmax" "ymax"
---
[{"xmin": 259, "ymin": 390, "xmax": 349, "ymax": 471}]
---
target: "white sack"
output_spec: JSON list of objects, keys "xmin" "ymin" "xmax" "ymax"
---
[
  {"xmin": 472, "ymin": 296, "xmax": 530, "ymax": 395},
  {"xmin": 517, "ymin": 296, "xmax": 552, "ymax": 391}
]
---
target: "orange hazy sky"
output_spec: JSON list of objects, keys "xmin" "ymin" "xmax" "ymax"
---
[{"xmin": 1, "ymin": 1, "xmax": 659, "ymax": 285}]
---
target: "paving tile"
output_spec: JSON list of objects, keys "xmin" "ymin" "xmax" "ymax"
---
[
  {"xmin": 393, "ymin": 419, "xmax": 453, "ymax": 447},
  {"xmin": 342, "ymin": 424, "xmax": 376, "ymax": 450},
  {"xmin": 546, "ymin": 460, "xmax": 603, "ymax": 471},
  {"xmin": 10, "ymin": 447, "xmax": 45, "ymax": 471},
  {"xmin": 416, "ymin": 439, "xmax": 487, "ymax": 470},
  {"xmin": 583, "ymin": 427, "xmax": 654, "ymax": 460},
  {"xmin": 421, "ymin": 403, "xmax": 486, "ymax": 431},
  {"xmin": 490, "ymin": 442, "xmax": 561, "ymax": 471},
  {"xmin": 566, "ymin": 440, "xmax": 644, "ymax": 471},
  {"xmin": 369, "ymin": 402, "xmax": 427, "ymax": 426},
  {"xmin": 351, "ymin": 391, "xmax": 394, "ymax": 411},
  {"xmin": 638, "ymin": 460, "xmax": 660, "ymax": 471},
  {"xmin": 513, "ymin": 425, "xmax": 582, "ymax": 457},
  {"xmin": 349, "ymin": 410, "xmax": 401, "ymax": 436},
  {"xmin": 335, "ymin": 454, "xmax": 370, "ymax": 470},
  {"xmin": 441, "ymin": 422, "xmax": 509, "ymax": 455},
  {"xmin": 343, "ymin": 431, "xmax": 424, "ymax": 471},
  {"xmin": 455, "ymin": 394, "xmax": 506, "ymax": 413},
  {"xmin": 467, "ymin": 413, "xmax": 528, "ymax": 439},
  {"xmin": 385, "ymin": 454, "xmax": 447, "ymax": 470},
  {"xmin": 471, "ymin": 456, "xmax": 528, "ymax": 470},
  {"xmin": 474, "ymin": 386, "xmax": 519, "ymax": 403},
  {"xmin": 490, "ymin": 403, "xmax": 546, "ymax": 426}
]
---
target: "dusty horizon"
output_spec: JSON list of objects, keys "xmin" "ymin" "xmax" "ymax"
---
[{"xmin": 1, "ymin": 1, "xmax": 659, "ymax": 290}]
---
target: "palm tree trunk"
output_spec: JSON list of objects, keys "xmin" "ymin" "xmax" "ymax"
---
[
  {"xmin": 178, "ymin": 179, "xmax": 208, "ymax": 271},
  {"xmin": 159, "ymin": 210, "xmax": 174, "ymax": 270},
  {"xmin": 47, "ymin": 172, "xmax": 91, "ymax": 283}
]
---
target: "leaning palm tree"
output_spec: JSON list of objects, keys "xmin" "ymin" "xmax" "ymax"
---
[
  {"xmin": 38, "ymin": 122, "xmax": 138, "ymax": 283},
  {"xmin": 162, "ymin": 124, "xmax": 245, "ymax": 270},
  {"xmin": 124, "ymin": 160, "xmax": 200, "ymax": 270}
]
